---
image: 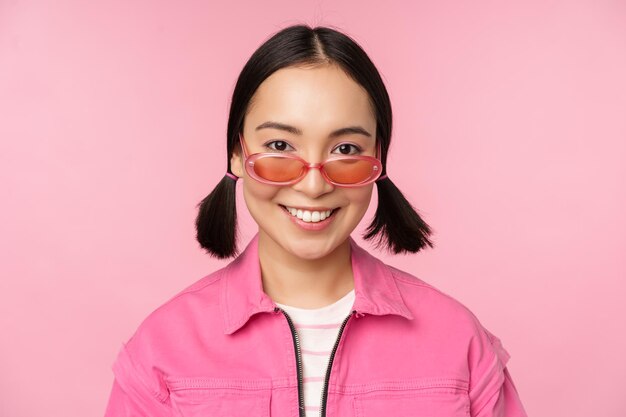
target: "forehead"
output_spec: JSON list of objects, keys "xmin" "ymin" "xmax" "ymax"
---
[{"xmin": 245, "ymin": 64, "xmax": 376, "ymax": 134}]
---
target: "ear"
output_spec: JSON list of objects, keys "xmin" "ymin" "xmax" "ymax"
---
[{"xmin": 230, "ymin": 143, "xmax": 244, "ymax": 178}]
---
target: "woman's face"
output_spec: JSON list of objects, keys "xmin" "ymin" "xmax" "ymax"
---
[{"xmin": 231, "ymin": 64, "xmax": 377, "ymax": 261}]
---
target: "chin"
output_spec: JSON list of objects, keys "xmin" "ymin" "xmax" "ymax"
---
[{"xmin": 285, "ymin": 240, "xmax": 337, "ymax": 260}]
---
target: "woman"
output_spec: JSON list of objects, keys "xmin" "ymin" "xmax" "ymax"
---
[{"xmin": 104, "ymin": 24, "xmax": 527, "ymax": 417}]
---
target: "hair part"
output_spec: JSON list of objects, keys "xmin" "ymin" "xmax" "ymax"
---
[{"xmin": 195, "ymin": 24, "xmax": 434, "ymax": 258}]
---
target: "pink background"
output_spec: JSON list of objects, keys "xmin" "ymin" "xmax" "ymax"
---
[{"xmin": 1, "ymin": 1, "xmax": 625, "ymax": 416}]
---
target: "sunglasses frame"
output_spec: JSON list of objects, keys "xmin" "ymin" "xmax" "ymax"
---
[{"xmin": 238, "ymin": 133, "xmax": 383, "ymax": 187}]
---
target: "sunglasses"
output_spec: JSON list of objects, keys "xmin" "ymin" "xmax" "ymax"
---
[{"xmin": 239, "ymin": 133, "xmax": 383, "ymax": 187}]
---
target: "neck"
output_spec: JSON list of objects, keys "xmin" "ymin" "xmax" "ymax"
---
[{"xmin": 258, "ymin": 232, "xmax": 354, "ymax": 309}]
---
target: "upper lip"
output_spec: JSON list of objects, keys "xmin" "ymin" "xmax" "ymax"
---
[{"xmin": 281, "ymin": 204, "xmax": 337, "ymax": 211}]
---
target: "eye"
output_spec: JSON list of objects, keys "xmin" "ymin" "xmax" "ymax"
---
[
  {"xmin": 264, "ymin": 140, "xmax": 294, "ymax": 152},
  {"xmin": 332, "ymin": 143, "xmax": 361, "ymax": 155}
]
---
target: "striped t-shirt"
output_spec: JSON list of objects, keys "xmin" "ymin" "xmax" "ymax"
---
[{"xmin": 275, "ymin": 289, "xmax": 355, "ymax": 417}]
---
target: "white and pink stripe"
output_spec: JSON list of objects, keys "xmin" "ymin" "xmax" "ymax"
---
[{"xmin": 275, "ymin": 289, "xmax": 355, "ymax": 417}]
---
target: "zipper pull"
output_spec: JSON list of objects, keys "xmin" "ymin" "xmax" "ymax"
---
[{"xmin": 353, "ymin": 310, "xmax": 365, "ymax": 318}]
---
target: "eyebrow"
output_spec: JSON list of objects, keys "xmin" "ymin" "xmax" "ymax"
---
[
  {"xmin": 330, "ymin": 126, "xmax": 373, "ymax": 138},
  {"xmin": 255, "ymin": 121, "xmax": 372, "ymax": 138}
]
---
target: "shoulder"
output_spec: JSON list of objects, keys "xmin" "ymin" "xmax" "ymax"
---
[
  {"xmin": 122, "ymin": 264, "xmax": 232, "ymax": 354},
  {"xmin": 384, "ymin": 262, "xmax": 508, "ymax": 352},
  {"xmin": 385, "ymin": 261, "xmax": 511, "ymax": 364},
  {"xmin": 352, "ymin": 240, "xmax": 491, "ymax": 338},
  {"xmin": 389, "ymin": 265, "xmax": 479, "ymax": 322},
  {"xmin": 385, "ymin": 262, "xmax": 513, "ymax": 406},
  {"xmin": 109, "ymin": 265, "xmax": 232, "ymax": 402}
]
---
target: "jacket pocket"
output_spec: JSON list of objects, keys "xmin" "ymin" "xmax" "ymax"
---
[
  {"xmin": 352, "ymin": 378, "xmax": 469, "ymax": 417},
  {"xmin": 165, "ymin": 377, "xmax": 271, "ymax": 417}
]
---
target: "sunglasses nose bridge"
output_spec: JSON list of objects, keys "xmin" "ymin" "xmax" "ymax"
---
[
  {"xmin": 306, "ymin": 162, "xmax": 337, "ymax": 186},
  {"xmin": 293, "ymin": 160, "xmax": 324, "ymax": 181},
  {"xmin": 292, "ymin": 162, "xmax": 335, "ymax": 194}
]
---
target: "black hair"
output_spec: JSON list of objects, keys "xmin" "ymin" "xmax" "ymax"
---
[{"xmin": 196, "ymin": 24, "xmax": 434, "ymax": 258}]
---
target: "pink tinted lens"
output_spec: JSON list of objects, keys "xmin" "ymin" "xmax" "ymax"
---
[
  {"xmin": 323, "ymin": 159, "xmax": 376, "ymax": 184},
  {"xmin": 253, "ymin": 156, "xmax": 305, "ymax": 182}
]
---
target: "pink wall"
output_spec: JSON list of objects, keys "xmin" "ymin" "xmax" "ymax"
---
[{"xmin": 1, "ymin": 1, "xmax": 625, "ymax": 416}]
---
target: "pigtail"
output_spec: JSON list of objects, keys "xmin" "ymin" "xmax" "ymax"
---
[
  {"xmin": 195, "ymin": 174, "xmax": 239, "ymax": 259},
  {"xmin": 364, "ymin": 177, "xmax": 434, "ymax": 254}
]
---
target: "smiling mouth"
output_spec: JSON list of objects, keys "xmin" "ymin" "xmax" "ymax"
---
[{"xmin": 280, "ymin": 205, "xmax": 339, "ymax": 223}]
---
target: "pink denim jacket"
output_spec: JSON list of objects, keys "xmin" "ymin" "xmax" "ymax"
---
[{"xmin": 104, "ymin": 234, "xmax": 527, "ymax": 417}]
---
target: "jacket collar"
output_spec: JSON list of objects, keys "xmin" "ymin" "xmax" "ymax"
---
[{"xmin": 221, "ymin": 234, "xmax": 413, "ymax": 335}]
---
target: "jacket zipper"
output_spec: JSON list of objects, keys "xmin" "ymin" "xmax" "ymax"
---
[
  {"xmin": 320, "ymin": 310, "xmax": 356, "ymax": 417},
  {"xmin": 276, "ymin": 307, "xmax": 306, "ymax": 417}
]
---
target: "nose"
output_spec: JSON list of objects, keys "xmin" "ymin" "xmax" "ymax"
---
[{"xmin": 291, "ymin": 166, "xmax": 334, "ymax": 198}]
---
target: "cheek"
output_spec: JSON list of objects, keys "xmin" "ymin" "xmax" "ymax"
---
[
  {"xmin": 346, "ymin": 186, "xmax": 374, "ymax": 214},
  {"xmin": 241, "ymin": 179, "xmax": 280, "ymax": 210}
]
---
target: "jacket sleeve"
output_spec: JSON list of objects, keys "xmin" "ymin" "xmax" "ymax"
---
[
  {"xmin": 468, "ymin": 325, "xmax": 528, "ymax": 417},
  {"xmin": 103, "ymin": 343, "xmax": 173, "ymax": 417},
  {"xmin": 474, "ymin": 367, "xmax": 527, "ymax": 417}
]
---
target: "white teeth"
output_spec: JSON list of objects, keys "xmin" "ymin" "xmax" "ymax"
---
[{"xmin": 284, "ymin": 206, "xmax": 334, "ymax": 223}]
